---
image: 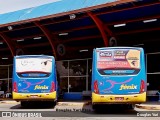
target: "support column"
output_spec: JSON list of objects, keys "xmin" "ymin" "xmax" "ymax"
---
[
  {"xmin": 34, "ymin": 21, "xmax": 57, "ymax": 59},
  {"xmin": 0, "ymin": 33, "xmax": 25, "ymax": 57},
  {"xmin": 87, "ymin": 12, "xmax": 117, "ymax": 47},
  {"xmin": 87, "ymin": 12, "xmax": 109, "ymax": 47},
  {"xmin": 0, "ymin": 33, "xmax": 16, "ymax": 56}
]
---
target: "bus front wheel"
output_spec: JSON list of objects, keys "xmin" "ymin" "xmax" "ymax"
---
[
  {"xmin": 127, "ymin": 104, "xmax": 135, "ymax": 109},
  {"xmin": 47, "ymin": 101, "xmax": 57, "ymax": 107},
  {"xmin": 92, "ymin": 104, "xmax": 98, "ymax": 110},
  {"xmin": 51, "ymin": 101, "xmax": 57, "ymax": 107}
]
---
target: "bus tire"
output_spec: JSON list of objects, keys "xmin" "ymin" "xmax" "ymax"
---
[
  {"xmin": 21, "ymin": 101, "xmax": 28, "ymax": 107},
  {"xmin": 53, "ymin": 100, "xmax": 57, "ymax": 106},
  {"xmin": 92, "ymin": 104, "xmax": 97, "ymax": 110},
  {"xmin": 128, "ymin": 104, "xmax": 135, "ymax": 109},
  {"xmin": 131, "ymin": 104, "xmax": 135, "ymax": 109},
  {"xmin": 50, "ymin": 101, "xmax": 57, "ymax": 107}
]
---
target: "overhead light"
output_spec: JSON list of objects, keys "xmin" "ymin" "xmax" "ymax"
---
[
  {"xmin": 8, "ymin": 26, "xmax": 13, "ymax": 30},
  {"xmin": 69, "ymin": 14, "xmax": 76, "ymax": 19},
  {"xmin": 133, "ymin": 44, "xmax": 144, "ymax": 46},
  {"xmin": 143, "ymin": 19, "xmax": 157, "ymax": 23},
  {"xmin": 79, "ymin": 49, "xmax": 88, "ymax": 52},
  {"xmin": 114, "ymin": 23, "xmax": 126, "ymax": 27},
  {"xmin": 17, "ymin": 39, "xmax": 24, "ymax": 42},
  {"xmin": 0, "ymin": 42, "xmax": 3, "ymax": 44},
  {"xmin": 2, "ymin": 57, "xmax": 8, "ymax": 60},
  {"xmin": 59, "ymin": 33, "xmax": 68, "ymax": 36},
  {"xmin": 34, "ymin": 37, "xmax": 42, "ymax": 40}
]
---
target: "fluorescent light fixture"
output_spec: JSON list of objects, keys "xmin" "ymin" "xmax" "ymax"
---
[
  {"xmin": 0, "ymin": 42, "xmax": 3, "ymax": 44},
  {"xmin": 114, "ymin": 23, "xmax": 126, "ymax": 27},
  {"xmin": 17, "ymin": 39, "xmax": 24, "ymax": 42},
  {"xmin": 34, "ymin": 37, "xmax": 42, "ymax": 40},
  {"xmin": 2, "ymin": 57, "xmax": 8, "ymax": 60},
  {"xmin": 133, "ymin": 44, "xmax": 144, "ymax": 46},
  {"xmin": 59, "ymin": 33, "xmax": 68, "ymax": 36},
  {"xmin": 79, "ymin": 49, "xmax": 88, "ymax": 52},
  {"xmin": 143, "ymin": 19, "xmax": 157, "ymax": 23}
]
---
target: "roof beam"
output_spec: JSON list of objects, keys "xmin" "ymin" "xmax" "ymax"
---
[
  {"xmin": 87, "ymin": 12, "xmax": 111, "ymax": 46},
  {"xmin": 116, "ymin": 27, "xmax": 160, "ymax": 35},
  {"xmin": 53, "ymin": 25, "xmax": 96, "ymax": 35},
  {"xmin": 0, "ymin": 33, "xmax": 16, "ymax": 56},
  {"xmin": 34, "ymin": 21, "xmax": 57, "ymax": 59},
  {"xmin": 0, "ymin": 33, "xmax": 26, "ymax": 56},
  {"xmin": 24, "ymin": 42, "xmax": 50, "ymax": 48},
  {"xmin": 58, "ymin": 35, "xmax": 101, "ymax": 44},
  {"xmin": 12, "ymin": 34, "xmax": 44, "ymax": 41},
  {"xmin": 106, "ymin": 15, "xmax": 160, "ymax": 26}
]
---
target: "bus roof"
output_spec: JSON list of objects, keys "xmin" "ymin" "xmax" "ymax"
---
[
  {"xmin": 14, "ymin": 55, "xmax": 55, "ymax": 59},
  {"xmin": 95, "ymin": 46, "xmax": 143, "ymax": 50}
]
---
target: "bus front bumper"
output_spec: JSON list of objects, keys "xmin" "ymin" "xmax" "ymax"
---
[
  {"xmin": 92, "ymin": 92, "xmax": 146, "ymax": 104},
  {"xmin": 12, "ymin": 91, "xmax": 57, "ymax": 101}
]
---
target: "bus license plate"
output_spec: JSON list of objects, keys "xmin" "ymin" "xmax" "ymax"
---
[
  {"xmin": 115, "ymin": 97, "xmax": 124, "ymax": 101},
  {"xmin": 30, "ymin": 95, "xmax": 38, "ymax": 98}
]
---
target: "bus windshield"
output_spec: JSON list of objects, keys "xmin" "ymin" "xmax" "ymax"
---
[
  {"xmin": 16, "ymin": 58, "xmax": 52, "ymax": 78},
  {"xmin": 96, "ymin": 49, "xmax": 141, "ymax": 75}
]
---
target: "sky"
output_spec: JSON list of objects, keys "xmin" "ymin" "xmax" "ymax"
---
[{"xmin": 0, "ymin": 0, "xmax": 61, "ymax": 14}]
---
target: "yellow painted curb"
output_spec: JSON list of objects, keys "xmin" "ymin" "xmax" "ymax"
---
[{"xmin": 135, "ymin": 104, "xmax": 160, "ymax": 110}]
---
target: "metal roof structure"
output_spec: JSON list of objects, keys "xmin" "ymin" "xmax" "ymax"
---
[
  {"xmin": 0, "ymin": 0, "xmax": 134, "ymax": 25},
  {"xmin": 0, "ymin": 0, "xmax": 160, "ymax": 64}
]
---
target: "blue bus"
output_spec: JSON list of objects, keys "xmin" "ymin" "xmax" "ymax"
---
[
  {"xmin": 92, "ymin": 47, "xmax": 146, "ymax": 109},
  {"xmin": 12, "ymin": 55, "xmax": 58, "ymax": 107}
]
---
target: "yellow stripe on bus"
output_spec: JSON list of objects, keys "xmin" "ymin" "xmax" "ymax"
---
[
  {"xmin": 12, "ymin": 91, "xmax": 57, "ymax": 100},
  {"xmin": 92, "ymin": 92, "xmax": 146, "ymax": 103}
]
